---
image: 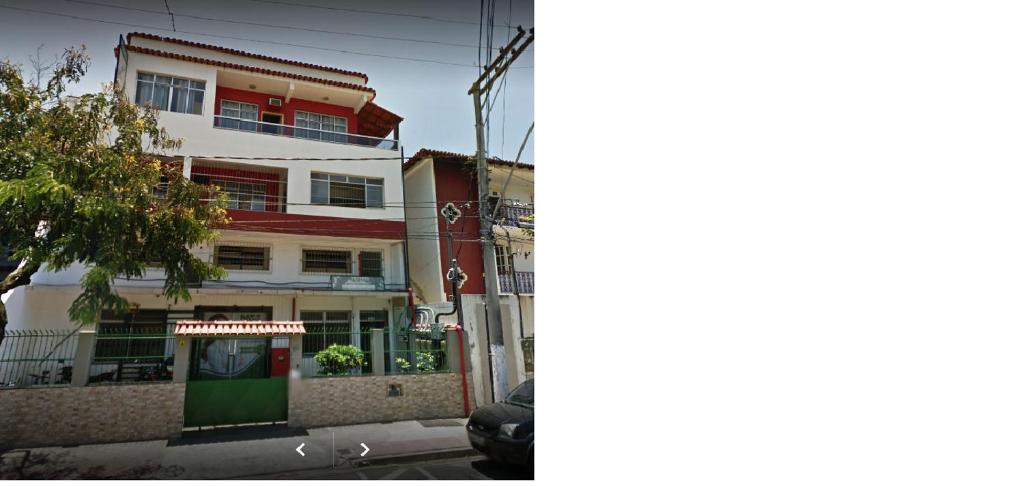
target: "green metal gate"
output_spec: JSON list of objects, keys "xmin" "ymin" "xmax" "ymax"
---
[{"xmin": 183, "ymin": 337, "xmax": 288, "ymax": 427}]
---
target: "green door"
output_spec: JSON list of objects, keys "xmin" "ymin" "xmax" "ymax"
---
[{"xmin": 183, "ymin": 337, "xmax": 288, "ymax": 427}]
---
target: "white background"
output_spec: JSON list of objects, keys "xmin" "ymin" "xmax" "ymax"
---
[{"xmin": 540, "ymin": 1, "xmax": 1024, "ymax": 484}]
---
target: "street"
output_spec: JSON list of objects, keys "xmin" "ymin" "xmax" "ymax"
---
[{"xmin": 242, "ymin": 455, "xmax": 534, "ymax": 480}]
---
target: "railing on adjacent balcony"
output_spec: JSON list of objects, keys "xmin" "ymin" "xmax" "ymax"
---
[
  {"xmin": 213, "ymin": 115, "xmax": 399, "ymax": 150},
  {"xmin": 498, "ymin": 271, "xmax": 534, "ymax": 294},
  {"xmin": 494, "ymin": 202, "xmax": 534, "ymax": 229}
]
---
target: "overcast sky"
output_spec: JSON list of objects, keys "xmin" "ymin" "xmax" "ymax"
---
[{"xmin": 0, "ymin": 0, "xmax": 534, "ymax": 163}]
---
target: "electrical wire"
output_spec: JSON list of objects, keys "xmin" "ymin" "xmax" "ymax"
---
[
  {"xmin": 64, "ymin": 0, "xmax": 499, "ymax": 51},
  {"xmin": 0, "ymin": 4, "xmax": 534, "ymax": 70},
  {"xmin": 244, "ymin": 0, "xmax": 507, "ymax": 28}
]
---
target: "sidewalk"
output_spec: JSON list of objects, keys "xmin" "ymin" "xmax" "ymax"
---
[{"xmin": 0, "ymin": 418, "xmax": 474, "ymax": 480}]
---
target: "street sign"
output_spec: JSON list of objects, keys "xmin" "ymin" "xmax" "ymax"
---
[{"xmin": 441, "ymin": 202, "xmax": 462, "ymax": 225}]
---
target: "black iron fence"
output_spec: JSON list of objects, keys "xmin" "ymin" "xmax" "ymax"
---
[
  {"xmin": 0, "ymin": 330, "xmax": 78, "ymax": 388},
  {"xmin": 88, "ymin": 328, "xmax": 175, "ymax": 384}
]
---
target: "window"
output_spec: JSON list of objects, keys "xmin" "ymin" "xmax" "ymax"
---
[
  {"xmin": 214, "ymin": 245, "xmax": 270, "ymax": 271},
  {"xmin": 359, "ymin": 251, "xmax": 383, "ymax": 277},
  {"xmin": 301, "ymin": 311, "xmax": 351, "ymax": 354},
  {"xmin": 135, "ymin": 73, "xmax": 204, "ymax": 114},
  {"xmin": 213, "ymin": 179, "xmax": 267, "ymax": 211},
  {"xmin": 302, "ymin": 249, "xmax": 351, "ymax": 274},
  {"xmin": 295, "ymin": 111, "xmax": 348, "ymax": 142},
  {"xmin": 219, "ymin": 100, "xmax": 259, "ymax": 131},
  {"xmin": 152, "ymin": 175, "xmax": 170, "ymax": 199},
  {"xmin": 495, "ymin": 245, "xmax": 512, "ymax": 274},
  {"xmin": 95, "ymin": 309, "xmax": 170, "ymax": 360},
  {"xmin": 311, "ymin": 172, "xmax": 384, "ymax": 208}
]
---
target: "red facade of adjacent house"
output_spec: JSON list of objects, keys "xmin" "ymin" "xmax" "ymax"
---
[{"xmin": 432, "ymin": 160, "xmax": 486, "ymax": 296}]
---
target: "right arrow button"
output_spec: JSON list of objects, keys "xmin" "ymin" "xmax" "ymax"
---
[{"xmin": 360, "ymin": 443, "xmax": 370, "ymax": 457}]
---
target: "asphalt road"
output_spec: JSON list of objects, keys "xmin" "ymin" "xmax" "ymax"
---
[{"xmin": 243, "ymin": 455, "xmax": 534, "ymax": 480}]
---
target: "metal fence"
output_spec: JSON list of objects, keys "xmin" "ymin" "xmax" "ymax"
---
[
  {"xmin": 301, "ymin": 329, "xmax": 377, "ymax": 377},
  {"xmin": 88, "ymin": 328, "xmax": 175, "ymax": 385},
  {"xmin": 0, "ymin": 330, "xmax": 79, "ymax": 388},
  {"xmin": 387, "ymin": 330, "xmax": 448, "ymax": 375}
]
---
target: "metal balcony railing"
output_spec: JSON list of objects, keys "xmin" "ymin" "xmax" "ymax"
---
[
  {"xmin": 498, "ymin": 271, "xmax": 534, "ymax": 294},
  {"xmin": 213, "ymin": 115, "xmax": 399, "ymax": 150},
  {"xmin": 494, "ymin": 203, "xmax": 534, "ymax": 229}
]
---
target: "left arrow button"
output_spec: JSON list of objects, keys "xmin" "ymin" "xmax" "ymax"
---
[{"xmin": 296, "ymin": 443, "xmax": 306, "ymax": 457}]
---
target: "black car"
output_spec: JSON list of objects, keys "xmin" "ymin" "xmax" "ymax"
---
[{"xmin": 466, "ymin": 379, "xmax": 534, "ymax": 468}]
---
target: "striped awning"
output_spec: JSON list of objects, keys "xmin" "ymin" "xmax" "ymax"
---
[{"xmin": 174, "ymin": 320, "xmax": 306, "ymax": 336}]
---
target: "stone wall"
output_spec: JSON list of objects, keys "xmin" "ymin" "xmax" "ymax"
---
[
  {"xmin": 288, "ymin": 373, "xmax": 471, "ymax": 429},
  {"xmin": 0, "ymin": 383, "xmax": 185, "ymax": 449}
]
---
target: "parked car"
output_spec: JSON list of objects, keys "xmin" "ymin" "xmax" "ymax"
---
[{"xmin": 466, "ymin": 379, "xmax": 534, "ymax": 468}]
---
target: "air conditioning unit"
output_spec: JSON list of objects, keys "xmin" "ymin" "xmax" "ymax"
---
[{"xmin": 268, "ymin": 97, "xmax": 282, "ymax": 107}]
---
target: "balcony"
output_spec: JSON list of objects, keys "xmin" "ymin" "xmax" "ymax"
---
[
  {"xmin": 493, "ymin": 201, "xmax": 534, "ymax": 229},
  {"xmin": 190, "ymin": 161, "xmax": 288, "ymax": 213},
  {"xmin": 213, "ymin": 115, "xmax": 399, "ymax": 150},
  {"xmin": 498, "ymin": 271, "xmax": 534, "ymax": 295}
]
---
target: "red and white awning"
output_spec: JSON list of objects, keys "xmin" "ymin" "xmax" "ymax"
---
[{"xmin": 174, "ymin": 320, "xmax": 306, "ymax": 336}]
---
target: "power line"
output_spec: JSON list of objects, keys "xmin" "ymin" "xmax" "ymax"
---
[
  {"xmin": 64, "ymin": 0, "xmax": 497, "ymax": 51},
  {"xmin": 0, "ymin": 4, "xmax": 534, "ymax": 70},
  {"xmin": 245, "ymin": 0, "xmax": 508, "ymax": 27},
  {"xmin": 162, "ymin": 0, "xmax": 175, "ymax": 32}
]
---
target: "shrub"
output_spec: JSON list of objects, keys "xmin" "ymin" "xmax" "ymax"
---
[
  {"xmin": 314, "ymin": 344, "xmax": 364, "ymax": 375},
  {"xmin": 395, "ymin": 352, "xmax": 437, "ymax": 373}
]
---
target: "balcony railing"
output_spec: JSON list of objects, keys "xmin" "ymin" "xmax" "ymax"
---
[
  {"xmin": 494, "ymin": 203, "xmax": 534, "ymax": 229},
  {"xmin": 213, "ymin": 115, "xmax": 399, "ymax": 150},
  {"xmin": 498, "ymin": 271, "xmax": 534, "ymax": 294}
]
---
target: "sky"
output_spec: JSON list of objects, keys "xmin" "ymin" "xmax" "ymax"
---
[{"xmin": 0, "ymin": 0, "xmax": 534, "ymax": 163}]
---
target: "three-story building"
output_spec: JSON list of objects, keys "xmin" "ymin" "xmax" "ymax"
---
[{"xmin": 4, "ymin": 33, "xmax": 411, "ymax": 378}]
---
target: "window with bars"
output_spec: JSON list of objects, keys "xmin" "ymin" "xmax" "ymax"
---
[
  {"xmin": 295, "ymin": 111, "xmax": 348, "ymax": 142},
  {"xmin": 214, "ymin": 245, "xmax": 270, "ymax": 271},
  {"xmin": 135, "ymin": 73, "xmax": 205, "ymax": 114},
  {"xmin": 213, "ymin": 179, "xmax": 267, "ymax": 211},
  {"xmin": 495, "ymin": 245, "xmax": 512, "ymax": 274},
  {"xmin": 310, "ymin": 172, "xmax": 384, "ymax": 209},
  {"xmin": 300, "ymin": 311, "xmax": 352, "ymax": 354},
  {"xmin": 219, "ymin": 100, "xmax": 259, "ymax": 131},
  {"xmin": 302, "ymin": 249, "xmax": 351, "ymax": 274},
  {"xmin": 94, "ymin": 309, "xmax": 170, "ymax": 360},
  {"xmin": 359, "ymin": 251, "xmax": 383, "ymax": 277}
]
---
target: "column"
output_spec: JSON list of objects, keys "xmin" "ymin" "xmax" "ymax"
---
[
  {"xmin": 371, "ymin": 328, "xmax": 385, "ymax": 376},
  {"xmin": 70, "ymin": 329, "xmax": 96, "ymax": 387},
  {"xmin": 172, "ymin": 335, "xmax": 191, "ymax": 383}
]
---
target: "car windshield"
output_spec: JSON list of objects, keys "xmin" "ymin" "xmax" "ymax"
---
[{"xmin": 504, "ymin": 380, "xmax": 534, "ymax": 407}]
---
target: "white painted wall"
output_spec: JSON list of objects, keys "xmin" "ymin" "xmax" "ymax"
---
[
  {"xmin": 25, "ymin": 230, "xmax": 405, "ymax": 290},
  {"xmin": 403, "ymin": 160, "xmax": 446, "ymax": 303},
  {"xmin": 131, "ymin": 36, "xmax": 367, "ymax": 86}
]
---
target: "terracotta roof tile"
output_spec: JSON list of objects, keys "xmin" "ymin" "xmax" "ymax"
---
[
  {"xmin": 174, "ymin": 320, "xmax": 307, "ymax": 336},
  {"xmin": 403, "ymin": 148, "xmax": 534, "ymax": 171},
  {"xmin": 121, "ymin": 45, "xmax": 376, "ymax": 97},
  {"xmin": 127, "ymin": 32, "xmax": 368, "ymax": 82}
]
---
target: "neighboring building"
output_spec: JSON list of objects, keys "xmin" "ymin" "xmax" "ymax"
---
[
  {"xmin": 0, "ymin": 35, "xmax": 474, "ymax": 444},
  {"xmin": 403, "ymin": 149, "xmax": 534, "ymax": 405}
]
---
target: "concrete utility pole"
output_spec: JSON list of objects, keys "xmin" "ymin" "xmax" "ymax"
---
[{"xmin": 468, "ymin": 26, "xmax": 534, "ymax": 401}]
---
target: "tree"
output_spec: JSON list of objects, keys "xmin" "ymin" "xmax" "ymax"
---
[{"xmin": 0, "ymin": 47, "xmax": 228, "ymax": 341}]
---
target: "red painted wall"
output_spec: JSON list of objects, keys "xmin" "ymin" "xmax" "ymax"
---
[
  {"xmin": 270, "ymin": 348, "xmax": 289, "ymax": 376},
  {"xmin": 225, "ymin": 209, "xmax": 406, "ymax": 240},
  {"xmin": 432, "ymin": 160, "xmax": 486, "ymax": 295},
  {"xmin": 214, "ymin": 86, "xmax": 359, "ymax": 133}
]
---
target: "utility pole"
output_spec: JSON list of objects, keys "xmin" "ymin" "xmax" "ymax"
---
[{"xmin": 468, "ymin": 26, "xmax": 534, "ymax": 401}]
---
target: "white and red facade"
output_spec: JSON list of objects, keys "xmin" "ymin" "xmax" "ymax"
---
[
  {"xmin": 403, "ymin": 149, "xmax": 535, "ymax": 403},
  {"xmin": 3, "ymin": 33, "xmax": 413, "ymax": 367}
]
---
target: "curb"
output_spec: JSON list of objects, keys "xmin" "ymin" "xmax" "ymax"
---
[{"xmin": 349, "ymin": 447, "xmax": 481, "ymax": 468}]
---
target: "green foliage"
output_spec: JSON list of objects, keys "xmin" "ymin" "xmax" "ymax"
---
[
  {"xmin": 314, "ymin": 344, "xmax": 365, "ymax": 375},
  {"xmin": 0, "ymin": 47, "xmax": 228, "ymax": 327},
  {"xmin": 395, "ymin": 351, "xmax": 437, "ymax": 373}
]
